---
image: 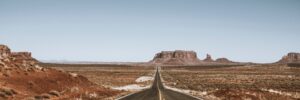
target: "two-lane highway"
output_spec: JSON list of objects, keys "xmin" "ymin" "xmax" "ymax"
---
[{"xmin": 119, "ymin": 67, "xmax": 201, "ymax": 100}]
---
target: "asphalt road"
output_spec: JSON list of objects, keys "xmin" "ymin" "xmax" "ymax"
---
[{"xmin": 119, "ymin": 67, "xmax": 201, "ymax": 100}]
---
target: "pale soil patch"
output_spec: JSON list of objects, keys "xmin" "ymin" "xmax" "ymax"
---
[
  {"xmin": 261, "ymin": 88, "xmax": 300, "ymax": 98},
  {"xmin": 135, "ymin": 76, "xmax": 153, "ymax": 83},
  {"xmin": 112, "ymin": 84, "xmax": 150, "ymax": 91},
  {"xmin": 112, "ymin": 76, "xmax": 153, "ymax": 91}
]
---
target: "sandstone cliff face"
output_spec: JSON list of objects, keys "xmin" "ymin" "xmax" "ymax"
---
[
  {"xmin": 151, "ymin": 50, "xmax": 200, "ymax": 65},
  {"xmin": 277, "ymin": 52, "xmax": 300, "ymax": 63},
  {"xmin": 150, "ymin": 50, "xmax": 237, "ymax": 65}
]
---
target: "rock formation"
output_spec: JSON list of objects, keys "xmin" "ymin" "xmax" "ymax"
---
[
  {"xmin": 277, "ymin": 52, "xmax": 300, "ymax": 64},
  {"xmin": 150, "ymin": 50, "xmax": 237, "ymax": 65},
  {"xmin": 150, "ymin": 50, "xmax": 200, "ymax": 65},
  {"xmin": 0, "ymin": 44, "xmax": 117, "ymax": 99},
  {"xmin": 0, "ymin": 45, "xmax": 38, "ymax": 70},
  {"xmin": 203, "ymin": 54, "xmax": 214, "ymax": 62},
  {"xmin": 0, "ymin": 45, "xmax": 11, "ymax": 60},
  {"xmin": 11, "ymin": 52, "xmax": 37, "ymax": 61},
  {"xmin": 215, "ymin": 58, "xmax": 233, "ymax": 63}
]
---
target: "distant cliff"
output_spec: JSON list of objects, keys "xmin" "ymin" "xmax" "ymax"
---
[
  {"xmin": 277, "ymin": 52, "xmax": 300, "ymax": 64},
  {"xmin": 150, "ymin": 50, "xmax": 200, "ymax": 65},
  {"xmin": 150, "ymin": 50, "xmax": 235, "ymax": 65}
]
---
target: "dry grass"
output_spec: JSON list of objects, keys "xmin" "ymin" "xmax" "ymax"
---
[
  {"xmin": 40, "ymin": 63, "xmax": 155, "ymax": 99},
  {"xmin": 41, "ymin": 63, "xmax": 155, "ymax": 87},
  {"xmin": 161, "ymin": 64, "xmax": 300, "ymax": 100}
]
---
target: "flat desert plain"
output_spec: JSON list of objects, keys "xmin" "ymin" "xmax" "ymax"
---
[
  {"xmin": 161, "ymin": 64, "xmax": 300, "ymax": 100},
  {"xmin": 40, "ymin": 63, "xmax": 155, "ymax": 99}
]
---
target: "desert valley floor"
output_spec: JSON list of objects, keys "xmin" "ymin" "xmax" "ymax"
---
[
  {"xmin": 1, "ymin": 45, "xmax": 300, "ymax": 100},
  {"xmin": 42, "ymin": 63, "xmax": 300, "ymax": 100}
]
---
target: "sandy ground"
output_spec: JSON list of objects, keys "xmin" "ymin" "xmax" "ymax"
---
[
  {"xmin": 161, "ymin": 64, "xmax": 300, "ymax": 100},
  {"xmin": 41, "ymin": 63, "xmax": 155, "ymax": 99}
]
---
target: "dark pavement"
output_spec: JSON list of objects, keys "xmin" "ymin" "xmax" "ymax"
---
[{"xmin": 119, "ymin": 67, "xmax": 201, "ymax": 100}]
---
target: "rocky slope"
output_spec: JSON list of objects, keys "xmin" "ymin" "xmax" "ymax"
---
[
  {"xmin": 0, "ymin": 45, "xmax": 118, "ymax": 100},
  {"xmin": 277, "ymin": 52, "xmax": 300, "ymax": 64}
]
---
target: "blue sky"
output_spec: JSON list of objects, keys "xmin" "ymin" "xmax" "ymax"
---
[{"xmin": 1, "ymin": 0, "xmax": 300, "ymax": 63}]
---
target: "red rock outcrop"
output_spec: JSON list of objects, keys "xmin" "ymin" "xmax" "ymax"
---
[
  {"xmin": 11, "ymin": 52, "xmax": 37, "ymax": 61},
  {"xmin": 0, "ymin": 45, "xmax": 11, "ymax": 61},
  {"xmin": 203, "ymin": 54, "xmax": 214, "ymax": 62},
  {"xmin": 277, "ymin": 52, "xmax": 300, "ymax": 64},
  {"xmin": 202, "ymin": 54, "xmax": 235, "ymax": 63},
  {"xmin": 0, "ymin": 45, "xmax": 39, "ymax": 71},
  {"xmin": 150, "ymin": 50, "xmax": 237, "ymax": 65},
  {"xmin": 150, "ymin": 50, "xmax": 200, "ymax": 65},
  {"xmin": 0, "ymin": 44, "xmax": 118, "ymax": 99}
]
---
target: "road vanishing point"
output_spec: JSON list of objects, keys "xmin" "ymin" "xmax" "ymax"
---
[{"xmin": 119, "ymin": 66, "xmax": 202, "ymax": 100}]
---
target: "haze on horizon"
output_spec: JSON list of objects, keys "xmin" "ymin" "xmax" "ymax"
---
[{"xmin": 1, "ymin": 0, "xmax": 300, "ymax": 63}]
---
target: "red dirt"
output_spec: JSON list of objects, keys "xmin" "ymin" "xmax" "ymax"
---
[
  {"xmin": 213, "ymin": 88, "xmax": 294, "ymax": 100},
  {"xmin": 0, "ymin": 44, "xmax": 119, "ymax": 99}
]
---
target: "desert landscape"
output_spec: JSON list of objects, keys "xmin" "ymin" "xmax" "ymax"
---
[
  {"xmin": 154, "ymin": 50, "xmax": 300, "ymax": 100},
  {"xmin": 40, "ymin": 63, "xmax": 155, "ymax": 99},
  {"xmin": 161, "ymin": 65, "xmax": 300, "ymax": 100},
  {"xmin": 1, "ymin": 45, "xmax": 299, "ymax": 100},
  {"xmin": 0, "ymin": 45, "xmax": 121, "ymax": 100},
  {"xmin": 1, "ymin": 1, "xmax": 299, "ymax": 100}
]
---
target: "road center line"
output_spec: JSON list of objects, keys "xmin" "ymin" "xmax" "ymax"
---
[
  {"xmin": 157, "ymin": 79, "xmax": 162, "ymax": 100},
  {"xmin": 157, "ymin": 66, "xmax": 163, "ymax": 100}
]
